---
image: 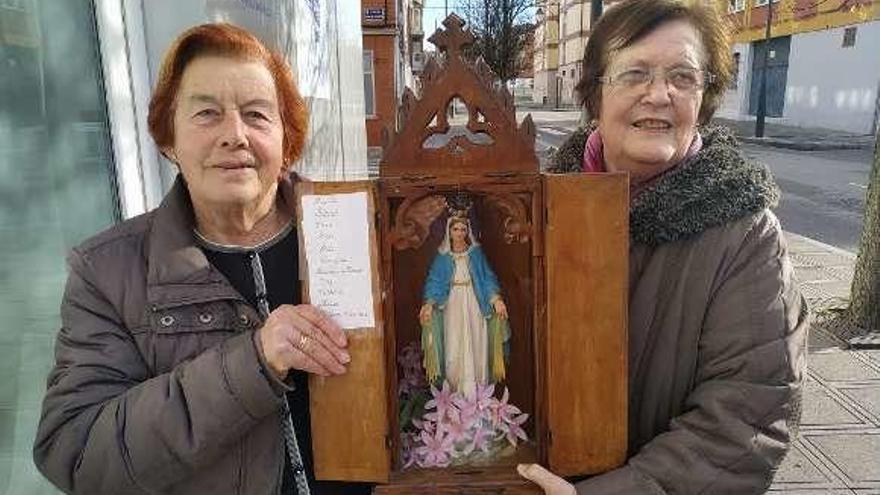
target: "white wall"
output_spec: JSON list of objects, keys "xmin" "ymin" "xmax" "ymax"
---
[
  {"xmin": 718, "ymin": 42, "xmax": 752, "ymax": 120},
  {"xmin": 784, "ymin": 21, "xmax": 880, "ymax": 134},
  {"xmin": 139, "ymin": 0, "xmax": 368, "ymax": 185}
]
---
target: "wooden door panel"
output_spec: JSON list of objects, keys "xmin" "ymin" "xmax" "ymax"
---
[
  {"xmin": 543, "ymin": 173, "xmax": 628, "ymax": 476},
  {"xmin": 295, "ymin": 180, "xmax": 390, "ymax": 482}
]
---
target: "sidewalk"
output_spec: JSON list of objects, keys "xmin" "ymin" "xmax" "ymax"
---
[
  {"xmin": 712, "ymin": 117, "xmax": 876, "ymax": 152},
  {"xmin": 516, "ymin": 103, "xmax": 877, "ymax": 152},
  {"xmin": 769, "ymin": 233, "xmax": 880, "ymax": 494}
]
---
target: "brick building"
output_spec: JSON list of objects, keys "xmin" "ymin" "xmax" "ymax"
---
[{"xmin": 362, "ymin": 0, "xmax": 422, "ymax": 169}]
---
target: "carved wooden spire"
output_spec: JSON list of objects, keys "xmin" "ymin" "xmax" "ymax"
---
[
  {"xmin": 379, "ymin": 14, "xmax": 538, "ymax": 178},
  {"xmin": 428, "ymin": 14, "xmax": 473, "ymax": 59}
]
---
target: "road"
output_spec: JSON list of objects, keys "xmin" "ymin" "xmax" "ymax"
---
[{"xmin": 521, "ymin": 109, "xmax": 873, "ymax": 252}]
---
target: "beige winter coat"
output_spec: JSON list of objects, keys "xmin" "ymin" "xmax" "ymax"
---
[{"xmin": 553, "ymin": 126, "xmax": 809, "ymax": 494}]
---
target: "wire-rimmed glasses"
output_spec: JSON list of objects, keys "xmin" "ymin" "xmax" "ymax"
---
[{"xmin": 598, "ymin": 66, "xmax": 716, "ymax": 93}]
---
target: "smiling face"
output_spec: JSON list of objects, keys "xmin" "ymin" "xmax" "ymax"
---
[
  {"xmin": 166, "ymin": 55, "xmax": 285, "ymax": 212},
  {"xmin": 597, "ymin": 20, "xmax": 705, "ymax": 183}
]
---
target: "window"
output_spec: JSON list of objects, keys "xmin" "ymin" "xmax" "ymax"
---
[
  {"xmin": 728, "ymin": 0, "xmax": 745, "ymax": 12},
  {"xmin": 0, "ymin": 0, "xmax": 119, "ymax": 491},
  {"xmin": 731, "ymin": 52, "xmax": 740, "ymax": 89},
  {"xmin": 842, "ymin": 27, "xmax": 857, "ymax": 48},
  {"xmin": 363, "ymin": 50, "xmax": 376, "ymax": 117}
]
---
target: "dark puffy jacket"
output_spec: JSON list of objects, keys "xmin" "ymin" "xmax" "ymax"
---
[{"xmin": 34, "ymin": 177, "xmax": 293, "ymax": 494}]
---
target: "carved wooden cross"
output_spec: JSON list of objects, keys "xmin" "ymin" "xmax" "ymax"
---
[{"xmin": 427, "ymin": 13, "xmax": 474, "ymax": 59}]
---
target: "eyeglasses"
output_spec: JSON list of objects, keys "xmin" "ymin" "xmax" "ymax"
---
[{"xmin": 598, "ymin": 67, "xmax": 716, "ymax": 93}]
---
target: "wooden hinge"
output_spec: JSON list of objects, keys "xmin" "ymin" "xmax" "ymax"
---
[
  {"xmin": 484, "ymin": 171, "xmax": 519, "ymax": 178},
  {"xmin": 401, "ymin": 174, "xmax": 437, "ymax": 182}
]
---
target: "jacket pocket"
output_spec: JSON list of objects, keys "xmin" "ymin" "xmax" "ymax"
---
[{"xmin": 134, "ymin": 301, "xmax": 257, "ymax": 375}]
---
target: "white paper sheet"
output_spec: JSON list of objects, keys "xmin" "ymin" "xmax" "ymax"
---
[{"xmin": 300, "ymin": 192, "xmax": 375, "ymax": 329}]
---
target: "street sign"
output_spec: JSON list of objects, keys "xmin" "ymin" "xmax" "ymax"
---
[{"xmin": 363, "ymin": 7, "xmax": 385, "ymax": 24}]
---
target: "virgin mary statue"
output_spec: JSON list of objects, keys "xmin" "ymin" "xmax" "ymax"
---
[{"xmin": 419, "ymin": 215, "xmax": 510, "ymax": 397}]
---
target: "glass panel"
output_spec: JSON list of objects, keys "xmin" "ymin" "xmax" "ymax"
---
[
  {"xmin": 363, "ymin": 51, "xmax": 375, "ymax": 116},
  {"xmin": 362, "ymin": 50, "xmax": 373, "ymax": 72},
  {"xmin": 0, "ymin": 0, "xmax": 118, "ymax": 493},
  {"xmin": 364, "ymin": 74, "xmax": 375, "ymax": 116}
]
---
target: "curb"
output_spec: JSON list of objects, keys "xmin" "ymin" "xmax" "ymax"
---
[
  {"xmin": 784, "ymin": 231, "xmax": 857, "ymax": 259},
  {"xmin": 739, "ymin": 136, "xmax": 872, "ymax": 151},
  {"xmin": 848, "ymin": 332, "xmax": 880, "ymax": 349}
]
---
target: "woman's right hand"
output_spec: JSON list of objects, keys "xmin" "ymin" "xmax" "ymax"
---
[
  {"xmin": 419, "ymin": 303, "xmax": 433, "ymax": 324},
  {"xmin": 257, "ymin": 304, "xmax": 350, "ymax": 380}
]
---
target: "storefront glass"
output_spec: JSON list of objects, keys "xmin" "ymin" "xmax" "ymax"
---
[{"xmin": 0, "ymin": 1, "xmax": 118, "ymax": 492}]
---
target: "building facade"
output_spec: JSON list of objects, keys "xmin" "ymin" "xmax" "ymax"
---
[
  {"xmin": 719, "ymin": 0, "xmax": 880, "ymax": 134},
  {"xmin": 362, "ymin": 0, "xmax": 418, "ymax": 169},
  {"xmin": 410, "ymin": 0, "xmax": 426, "ymax": 75},
  {"xmin": 532, "ymin": 0, "xmax": 625, "ymax": 107},
  {"xmin": 0, "ymin": 1, "xmax": 365, "ymax": 492},
  {"xmin": 559, "ymin": 0, "xmax": 590, "ymax": 106},
  {"xmin": 533, "ymin": 1, "xmax": 560, "ymax": 106}
]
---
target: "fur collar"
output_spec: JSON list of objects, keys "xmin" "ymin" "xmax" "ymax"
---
[{"xmin": 549, "ymin": 125, "xmax": 780, "ymax": 246}]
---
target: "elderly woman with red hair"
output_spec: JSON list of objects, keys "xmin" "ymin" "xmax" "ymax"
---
[{"xmin": 34, "ymin": 23, "xmax": 364, "ymax": 495}]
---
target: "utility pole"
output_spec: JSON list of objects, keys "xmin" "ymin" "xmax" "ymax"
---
[
  {"xmin": 590, "ymin": 0, "xmax": 603, "ymax": 26},
  {"xmin": 755, "ymin": 0, "xmax": 773, "ymax": 138}
]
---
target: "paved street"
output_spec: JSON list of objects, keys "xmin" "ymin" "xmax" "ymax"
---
[
  {"xmin": 742, "ymin": 145, "xmax": 871, "ymax": 253},
  {"xmin": 520, "ymin": 109, "xmax": 874, "ymax": 252}
]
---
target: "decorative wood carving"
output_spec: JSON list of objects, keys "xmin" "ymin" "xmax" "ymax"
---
[
  {"xmin": 388, "ymin": 194, "xmax": 447, "ymax": 251},
  {"xmin": 389, "ymin": 191, "xmax": 531, "ymax": 250},
  {"xmin": 380, "ymin": 14, "xmax": 538, "ymax": 178},
  {"xmin": 483, "ymin": 192, "xmax": 532, "ymax": 244}
]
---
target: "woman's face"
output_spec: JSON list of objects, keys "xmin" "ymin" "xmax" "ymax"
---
[
  {"xmin": 597, "ymin": 20, "xmax": 705, "ymax": 183},
  {"xmin": 450, "ymin": 221, "xmax": 469, "ymax": 245},
  {"xmin": 166, "ymin": 55, "xmax": 285, "ymax": 211}
]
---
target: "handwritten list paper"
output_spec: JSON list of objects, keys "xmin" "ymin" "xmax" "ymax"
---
[{"xmin": 300, "ymin": 192, "xmax": 375, "ymax": 329}]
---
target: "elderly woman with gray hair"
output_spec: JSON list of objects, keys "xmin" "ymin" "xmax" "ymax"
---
[{"xmin": 518, "ymin": 0, "xmax": 808, "ymax": 493}]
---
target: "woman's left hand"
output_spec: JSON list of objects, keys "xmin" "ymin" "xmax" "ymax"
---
[
  {"xmin": 517, "ymin": 464, "xmax": 576, "ymax": 495},
  {"xmin": 493, "ymin": 298, "xmax": 508, "ymax": 320}
]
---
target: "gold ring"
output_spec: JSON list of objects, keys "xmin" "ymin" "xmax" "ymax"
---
[{"xmin": 298, "ymin": 334, "xmax": 310, "ymax": 352}]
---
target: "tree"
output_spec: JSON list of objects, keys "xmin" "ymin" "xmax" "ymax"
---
[
  {"xmin": 847, "ymin": 126, "xmax": 880, "ymax": 347},
  {"xmin": 457, "ymin": 0, "xmax": 536, "ymax": 83}
]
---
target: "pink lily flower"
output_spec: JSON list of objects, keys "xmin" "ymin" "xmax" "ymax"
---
[
  {"xmin": 424, "ymin": 381, "xmax": 457, "ymax": 421},
  {"xmin": 416, "ymin": 429, "xmax": 454, "ymax": 467}
]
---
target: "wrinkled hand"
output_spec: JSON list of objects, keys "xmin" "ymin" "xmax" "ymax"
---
[
  {"xmin": 517, "ymin": 464, "xmax": 576, "ymax": 495},
  {"xmin": 419, "ymin": 303, "xmax": 433, "ymax": 325},
  {"xmin": 493, "ymin": 298, "xmax": 508, "ymax": 320},
  {"xmin": 258, "ymin": 304, "xmax": 349, "ymax": 380}
]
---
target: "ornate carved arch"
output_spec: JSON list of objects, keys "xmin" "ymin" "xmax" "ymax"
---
[
  {"xmin": 379, "ymin": 14, "xmax": 538, "ymax": 178},
  {"xmin": 390, "ymin": 191, "xmax": 532, "ymax": 251}
]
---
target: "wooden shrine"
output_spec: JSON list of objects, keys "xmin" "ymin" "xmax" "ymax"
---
[{"xmin": 298, "ymin": 14, "xmax": 628, "ymax": 494}]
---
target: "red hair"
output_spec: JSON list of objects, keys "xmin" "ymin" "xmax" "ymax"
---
[{"xmin": 148, "ymin": 23, "xmax": 308, "ymax": 166}]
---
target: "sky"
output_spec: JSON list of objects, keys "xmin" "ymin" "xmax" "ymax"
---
[
  {"xmin": 423, "ymin": 0, "xmax": 458, "ymax": 29},
  {"xmin": 422, "ymin": 0, "xmax": 459, "ymax": 48},
  {"xmin": 421, "ymin": 0, "xmax": 537, "ymax": 52}
]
